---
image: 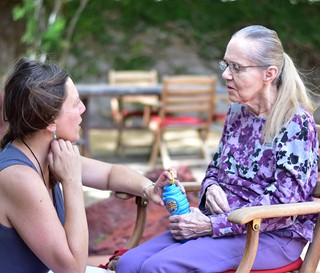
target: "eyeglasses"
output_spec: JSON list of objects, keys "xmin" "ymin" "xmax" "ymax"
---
[{"xmin": 219, "ymin": 60, "xmax": 270, "ymax": 74}]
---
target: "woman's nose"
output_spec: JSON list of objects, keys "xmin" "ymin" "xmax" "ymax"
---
[
  {"xmin": 80, "ymin": 100, "xmax": 86, "ymax": 114},
  {"xmin": 222, "ymin": 67, "xmax": 232, "ymax": 81}
]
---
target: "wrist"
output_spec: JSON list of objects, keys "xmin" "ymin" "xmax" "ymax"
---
[{"xmin": 142, "ymin": 182, "xmax": 155, "ymax": 199}]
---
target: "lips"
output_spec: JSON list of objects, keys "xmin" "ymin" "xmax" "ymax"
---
[{"xmin": 227, "ymin": 85, "xmax": 235, "ymax": 91}]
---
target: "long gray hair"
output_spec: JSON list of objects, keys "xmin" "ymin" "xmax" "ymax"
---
[{"xmin": 233, "ymin": 25, "xmax": 313, "ymax": 143}]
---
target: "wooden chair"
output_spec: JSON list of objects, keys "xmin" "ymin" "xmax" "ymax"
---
[
  {"xmin": 108, "ymin": 179, "xmax": 320, "ymax": 272},
  {"xmin": 105, "ymin": 124, "xmax": 320, "ymax": 272},
  {"xmin": 108, "ymin": 70, "xmax": 159, "ymax": 155},
  {"xmin": 148, "ymin": 75, "xmax": 217, "ymax": 170}
]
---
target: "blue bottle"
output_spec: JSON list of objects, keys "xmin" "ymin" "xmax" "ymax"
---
[
  {"xmin": 162, "ymin": 183, "xmax": 190, "ymax": 216},
  {"xmin": 163, "ymin": 183, "xmax": 190, "ymax": 243}
]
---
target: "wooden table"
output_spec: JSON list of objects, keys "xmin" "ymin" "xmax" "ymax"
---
[{"xmin": 76, "ymin": 83, "xmax": 162, "ymax": 156}]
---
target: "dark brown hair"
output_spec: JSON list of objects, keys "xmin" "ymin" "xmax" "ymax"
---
[{"xmin": 1, "ymin": 57, "xmax": 68, "ymax": 148}]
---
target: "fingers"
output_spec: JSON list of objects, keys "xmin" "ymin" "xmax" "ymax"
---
[
  {"xmin": 161, "ymin": 168, "xmax": 177, "ymax": 182},
  {"xmin": 168, "ymin": 208, "xmax": 212, "ymax": 239},
  {"xmin": 215, "ymin": 189, "xmax": 230, "ymax": 212},
  {"xmin": 47, "ymin": 151, "xmax": 53, "ymax": 166},
  {"xmin": 205, "ymin": 185, "xmax": 230, "ymax": 214},
  {"xmin": 205, "ymin": 196, "xmax": 224, "ymax": 214},
  {"xmin": 51, "ymin": 139, "xmax": 79, "ymax": 153},
  {"xmin": 48, "ymin": 139, "xmax": 81, "ymax": 183},
  {"xmin": 154, "ymin": 168, "xmax": 177, "ymax": 188},
  {"xmin": 165, "ymin": 169, "xmax": 186, "ymax": 194},
  {"xmin": 174, "ymin": 180, "xmax": 186, "ymax": 194}
]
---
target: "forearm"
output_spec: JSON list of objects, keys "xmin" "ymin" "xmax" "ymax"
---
[
  {"xmin": 108, "ymin": 164, "xmax": 153, "ymax": 197},
  {"xmin": 62, "ymin": 179, "xmax": 88, "ymax": 270}
]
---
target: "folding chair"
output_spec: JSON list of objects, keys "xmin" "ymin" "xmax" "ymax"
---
[
  {"xmin": 148, "ymin": 75, "xmax": 217, "ymax": 169},
  {"xmin": 108, "ymin": 70, "xmax": 159, "ymax": 155}
]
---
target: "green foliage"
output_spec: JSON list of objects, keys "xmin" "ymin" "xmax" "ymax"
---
[
  {"xmin": 12, "ymin": 0, "xmax": 66, "ymax": 60},
  {"xmin": 12, "ymin": 0, "xmax": 37, "ymax": 44},
  {"xmin": 12, "ymin": 0, "xmax": 320, "ymax": 83}
]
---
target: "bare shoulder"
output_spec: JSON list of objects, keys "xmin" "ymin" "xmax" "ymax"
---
[
  {"xmin": 0, "ymin": 164, "xmax": 43, "ymax": 195},
  {"xmin": 0, "ymin": 165, "xmax": 50, "ymax": 227}
]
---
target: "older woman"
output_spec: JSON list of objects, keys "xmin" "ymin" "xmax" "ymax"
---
[
  {"xmin": 0, "ymin": 58, "xmax": 176, "ymax": 273},
  {"xmin": 116, "ymin": 25, "xmax": 319, "ymax": 272}
]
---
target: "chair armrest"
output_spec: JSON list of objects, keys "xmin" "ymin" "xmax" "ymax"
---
[
  {"xmin": 226, "ymin": 201, "xmax": 320, "ymax": 273},
  {"xmin": 228, "ymin": 200, "xmax": 320, "ymax": 225},
  {"xmin": 114, "ymin": 191, "xmax": 135, "ymax": 200},
  {"xmin": 115, "ymin": 181, "xmax": 201, "ymax": 200},
  {"xmin": 182, "ymin": 181, "xmax": 202, "ymax": 192}
]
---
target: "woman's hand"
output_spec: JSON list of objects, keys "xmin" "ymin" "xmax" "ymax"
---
[
  {"xmin": 47, "ymin": 139, "xmax": 82, "ymax": 186},
  {"xmin": 169, "ymin": 207, "xmax": 212, "ymax": 240},
  {"xmin": 205, "ymin": 184, "xmax": 230, "ymax": 214},
  {"xmin": 145, "ymin": 169, "xmax": 186, "ymax": 206}
]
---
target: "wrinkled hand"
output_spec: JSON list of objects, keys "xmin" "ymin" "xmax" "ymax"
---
[
  {"xmin": 147, "ymin": 169, "xmax": 186, "ymax": 206},
  {"xmin": 205, "ymin": 184, "xmax": 230, "ymax": 214},
  {"xmin": 168, "ymin": 207, "xmax": 212, "ymax": 240},
  {"xmin": 47, "ymin": 139, "xmax": 82, "ymax": 185}
]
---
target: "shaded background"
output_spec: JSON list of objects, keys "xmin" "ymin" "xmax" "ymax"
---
[
  {"xmin": 1, "ymin": 0, "xmax": 320, "ymax": 126},
  {"xmin": 1, "ymin": 0, "xmax": 319, "ymax": 87}
]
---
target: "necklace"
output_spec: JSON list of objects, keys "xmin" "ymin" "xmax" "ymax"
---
[{"xmin": 21, "ymin": 139, "xmax": 46, "ymax": 187}]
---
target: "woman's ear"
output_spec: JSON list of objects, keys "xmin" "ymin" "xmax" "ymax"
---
[
  {"xmin": 47, "ymin": 124, "xmax": 56, "ymax": 133},
  {"xmin": 47, "ymin": 123, "xmax": 57, "ymax": 139},
  {"xmin": 264, "ymin": 66, "xmax": 278, "ymax": 84}
]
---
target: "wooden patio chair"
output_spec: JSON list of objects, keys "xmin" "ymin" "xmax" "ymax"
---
[
  {"xmin": 108, "ymin": 69, "xmax": 159, "ymax": 155},
  {"xmin": 148, "ymin": 75, "xmax": 217, "ymax": 170},
  {"xmin": 104, "ymin": 125, "xmax": 320, "ymax": 272}
]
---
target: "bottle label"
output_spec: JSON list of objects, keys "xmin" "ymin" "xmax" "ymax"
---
[{"xmin": 165, "ymin": 199, "xmax": 178, "ymax": 214}]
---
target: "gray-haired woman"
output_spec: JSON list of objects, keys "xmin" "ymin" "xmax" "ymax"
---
[{"xmin": 117, "ymin": 25, "xmax": 319, "ymax": 273}]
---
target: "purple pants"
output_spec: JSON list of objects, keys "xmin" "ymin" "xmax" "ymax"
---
[{"xmin": 116, "ymin": 230, "xmax": 306, "ymax": 273}]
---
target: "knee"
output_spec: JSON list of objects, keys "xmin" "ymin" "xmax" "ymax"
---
[
  {"xmin": 116, "ymin": 251, "xmax": 142, "ymax": 273},
  {"xmin": 139, "ymin": 256, "xmax": 167, "ymax": 273}
]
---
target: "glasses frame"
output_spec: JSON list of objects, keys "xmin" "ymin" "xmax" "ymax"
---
[{"xmin": 219, "ymin": 60, "xmax": 270, "ymax": 74}]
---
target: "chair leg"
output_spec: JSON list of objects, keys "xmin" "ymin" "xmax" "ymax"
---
[
  {"xmin": 107, "ymin": 196, "xmax": 149, "ymax": 271},
  {"xmin": 160, "ymin": 139, "xmax": 172, "ymax": 170},
  {"xmin": 149, "ymin": 130, "xmax": 161, "ymax": 169},
  {"xmin": 199, "ymin": 129, "xmax": 211, "ymax": 164},
  {"xmin": 124, "ymin": 196, "xmax": 149, "ymax": 249},
  {"xmin": 200, "ymin": 138, "xmax": 211, "ymax": 163},
  {"xmin": 235, "ymin": 220, "xmax": 261, "ymax": 273},
  {"xmin": 111, "ymin": 97, "xmax": 125, "ymax": 156},
  {"xmin": 299, "ymin": 215, "xmax": 320, "ymax": 273},
  {"xmin": 142, "ymin": 105, "xmax": 152, "ymax": 127}
]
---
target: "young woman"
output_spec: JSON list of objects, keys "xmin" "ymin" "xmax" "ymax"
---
[{"xmin": 0, "ymin": 58, "xmax": 176, "ymax": 273}]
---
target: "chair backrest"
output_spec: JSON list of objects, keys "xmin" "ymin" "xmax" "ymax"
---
[
  {"xmin": 108, "ymin": 70, "xmax": 158, "ymax": 86},
  {"xmin": 160, "ymin": 75, "xmax": 217, "ymax": 128}
]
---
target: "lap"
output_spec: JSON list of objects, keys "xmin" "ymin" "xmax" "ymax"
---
[{"xmin": 117, "ymin": 230, "xmax": 306, "ymax": 273}]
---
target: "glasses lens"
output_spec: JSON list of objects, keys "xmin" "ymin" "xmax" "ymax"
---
[{"xmin": 219, "ymin": 61, "xmax": 227, "ymax": 71}]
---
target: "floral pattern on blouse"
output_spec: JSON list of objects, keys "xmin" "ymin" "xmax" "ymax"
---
[{"xmin": 199, "ymin": 103, "xmax": 319, "ymax": 241}]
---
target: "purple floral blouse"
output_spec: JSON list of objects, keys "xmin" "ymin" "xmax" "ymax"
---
[{"xmin": 199, "ymin": 103, "xmax": 319, "ymax": 241}]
